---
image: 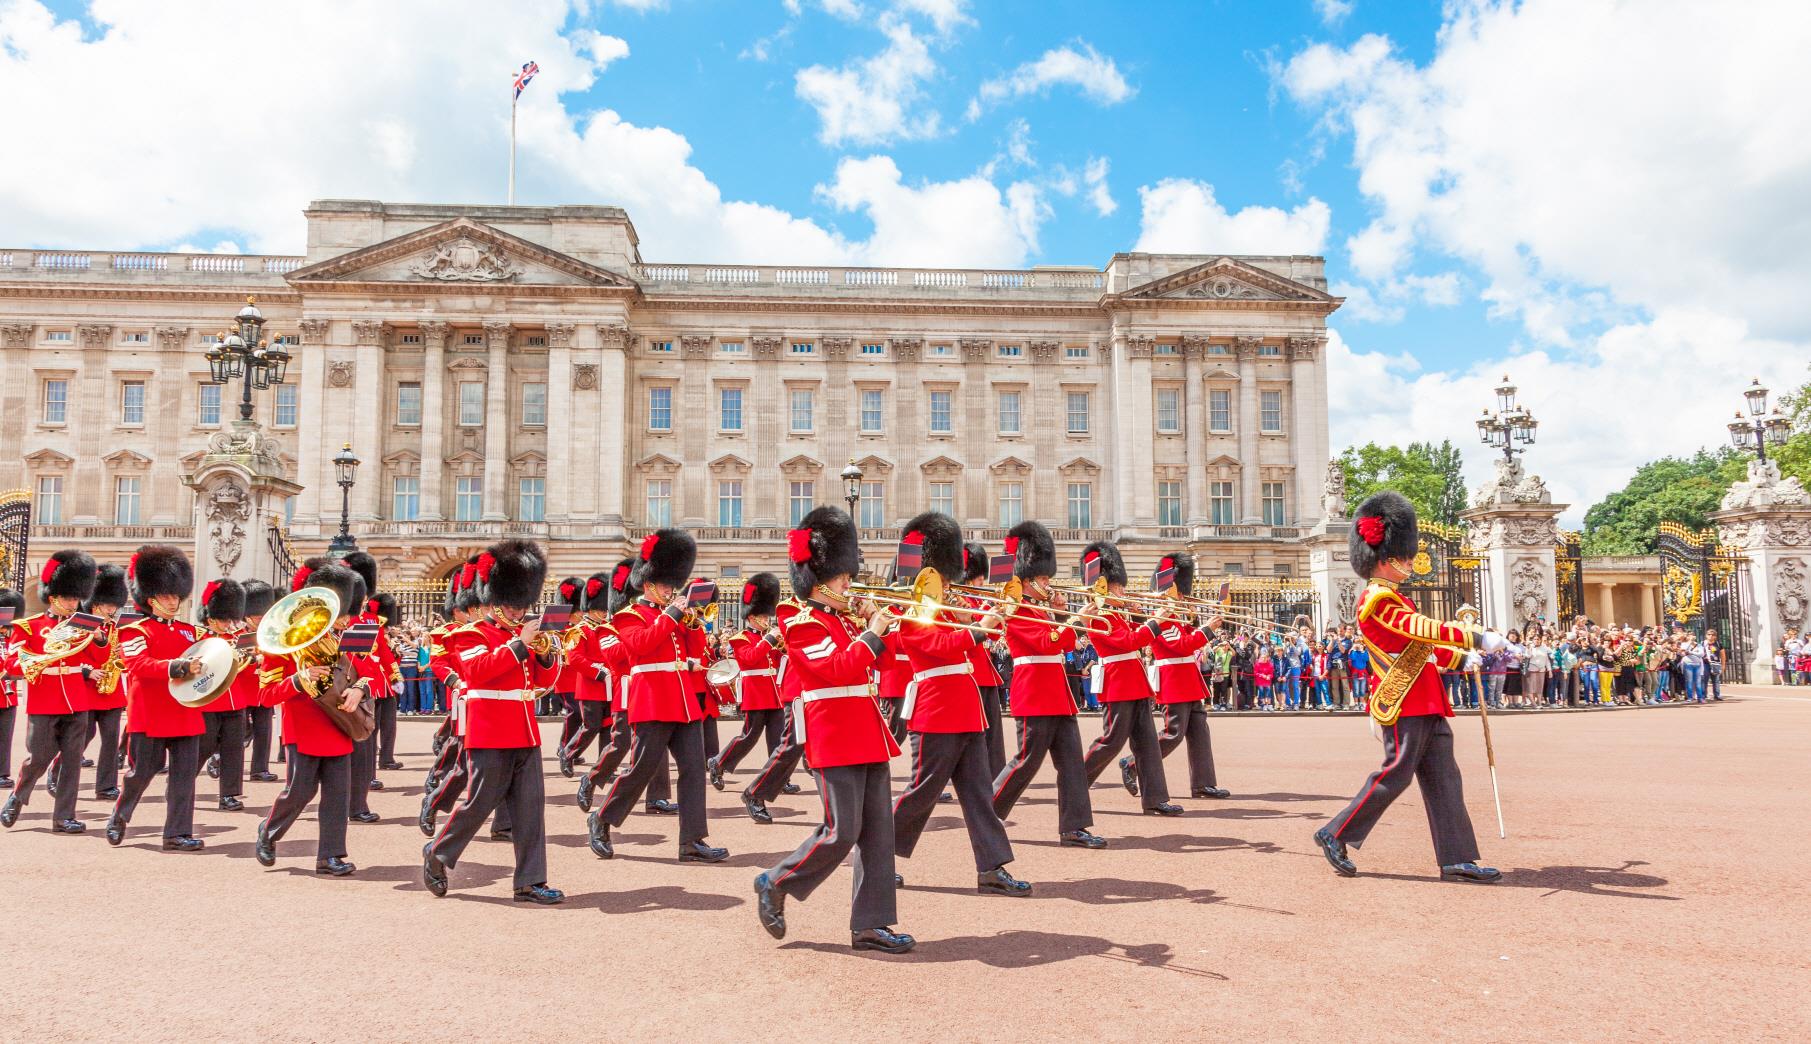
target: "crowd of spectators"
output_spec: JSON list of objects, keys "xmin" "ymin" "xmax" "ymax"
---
[{"xmin": 1779, "ymin": 630, "xmax": 1810, "ymax": 685}]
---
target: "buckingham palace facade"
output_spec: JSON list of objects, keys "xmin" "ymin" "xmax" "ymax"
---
[{"xmin": 0, "ymin": 199, "xmax": 1339, "ymax": 587}]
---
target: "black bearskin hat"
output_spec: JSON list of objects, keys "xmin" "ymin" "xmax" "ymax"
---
[
  {"xmin": 453, "ymin": 556, "xmax": 482, "ymax": 614},
  {"xmin": 1349, "ymin": 491, "xmax": 1419, "ymax": 580},
  {"xmin": 901, "ymin": 511, "xmax": 964, "ymax": 581},
  {"xmin": 0, "ymin": 587, "xmax": 25, "ymax": 623},
  {"xmin": 290, "ymin": 556, "xmax": 329, "ymax": 593},
  {"xmin": 343, "ymin": 551, "xmax": 379, "ymax": 601},
  {"xmin": 129, "ymin": 544, "xmax": 193, "ymax": 607},
  {"xmin": 1006, "ymin": 521, "xmax": 1057, "ymax": 581},
  {"xmin": 961, "ymin": 541, "xmax": 987, "ymax": 583},
  {"xmin": 606, "ymin": 557, "xmax": 640, "ymax": 615},
  {"xmin": 1159, "ymin": 550, "xmax": 1197, "ymax": 598},
  {"xmin": 368, "ymin": 592, "xmax": 399, "ymax": 626},
  {"xmin": 479, "ymin": 539, "xmax": 547, "ymax": 610},
  {"xmin": 87, "ymin": 564, "xmax": 130, "ymax": 611},
  {"xmin": 742, "ymin": 572, "xmax": 782, "ymax": 619},
  {"xmin": 241, "ymin": 578, "xmax": 276, "ymax": 620},
  {"xmin": 788, "ymin": 506, "xmax": 860, "ymax": 595},
  {"xmin": 197, "ymin": 578, "xmax": 246, "ymax": 623},
  {"xmin": 581, "ymin": 572, "xmax": 612, "ymax": 615},
  {"xmin": 39, "ymin": 549, "xmax": 98, "ymax": 604},
  {"xmin": 631, "ymin": 528, "xmax": 696, "ymax": 591},
  {"xmin": 555, "ymin": 575, "xmax": 585, "ymax": 610},
  {"xmin": 302, "ymin": 562, "xmax": 364, "ymax": 620},
  {"xmin": 1080, "ymin": 540, "xmax": 1127, "ymax": 587}
]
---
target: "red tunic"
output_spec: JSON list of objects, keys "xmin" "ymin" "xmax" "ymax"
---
[
  {"xmin": 1003, "ymin": 602, "xmax": 1078, "ymax": 717},
  {"xmin": 454, "ymin": 619, "xmax": 557, "ymax": 748},
  {"xmin": 1356, "ymin": 580, "xmax": 1479, "ymax": 719},
  {"xmin": 876, "ymin": 627, "xmax": 912, "ymax": 702},
  {"xmin": 10, "ymin": 613, "xmax": 98, "ymax": 716},
  {"xmin": 955, "ymin": 592, "xmax": 1003, "ymax": 687},
  {"xmin": 728, "ymin": 628, "xmax": 782, "ymax": 712},
  {"xmin": 897, "ymin": 611, "xmax": 987, "ymax": 734},
  {"xmin": 569, "ymin": 622, "xmax": 613, "ymax": 705},
  {"xmin": 614, "ymin": 600, "xmax": 696, "ymax": 725},
  {"xmin": 120, "ymin": 616, "xmax": 206, "ymax": 738},
  {"xmin": 775, "ymin": 601, "xmax": 804, "ymax": 705},
  {"xmin": 781, "ymin": 602, "xmax": 896, "ymax": 769},
  {"xmin": 1090, "ymin": 609, "xmax": 1161, "ymax": 704},
  {"xmin": 433, "ymin": 622, "xmax": 484, "ymax": 737},
  {"xmin": 1149, "ymin": 621, "xmax": 1210, "ymax": 705},
  {"xmin": 256, "ymin": 652, "xmax": 355, "ymax": 758},
  {"xmin": 682, "ymin": 623, "xmax": 719, "ymax": 717},
  {"xmin": 82, "ymin": 622, "xmax": 127, "ymax": 713},
  {"xmin": 0, "ymin": 629, "xmax": 18, "ymax": 710}
]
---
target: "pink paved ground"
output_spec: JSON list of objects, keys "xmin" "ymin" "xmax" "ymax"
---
[{"xmin": 3, "ymin": 689, "xmax": 1807, "ymax": 1042}]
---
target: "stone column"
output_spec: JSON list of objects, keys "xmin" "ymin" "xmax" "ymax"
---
[
  {"xmin": 295, "ymin": 319, "xmax": 331, "ymax": 526},
  {"xmin": 891, "ymin": 338, "xmax": 923, "ymax": 516},
  {"xmin": 183, "ymin": 424, "xmax": 304, "ymax": 587},
  {"xmin": 1713, "ymin": 460, "xmax": 1811, "ymax": 683},
  {"xmin": 1287, "ymin": 335, "xmax": 1325, "ymax": 526},
  {"xmin": 960, "ymin": 338, "xmax": 991, "ymax": 529},
  {"xmin": 595, "ymin": 323, "xmax": 631, "ymax": 535},
  {"xmin": 679, "ymin": 334, "xmax": 713, "ymax": 527},
  {"xmin": 1029, "ymin": 340, "xmax": 1062, "ymax": 523},
  {"xmin": 349, "ymin": 320, "xmax": 386, "ymax": 521},
  {"xmin": 749, "ymin": 335, "xmax": 784, "ymax": 526},
  {"xmin": 1125, "ymin": 335, "xmax": 1156, "ymax": 527},
  {"xmin": 1596, "ymin": 583, "xmax": 1616, "ymax": 627},
  {"xmin": 417, "ymin": 320, "xmax": 448, "ymax": 521},
  {"xmin": 1181, "ymin": 335, "xmax": 1208, "ymax": 525},
  {"xmin": 545, "ymin": 322, "xmax": 577, "ymax": 524},
  {"xmin": 1306, "ymin": 521, "xmax": 1357, "ymax": 630},
  {"xmin": 73, "ymin": 324, "xmax": 114, "ymax": 522},
  {"xmin": 1639, "ymin": 583, "xmax": 1659, "ymax": 627},
  {"xmin": 1235, "ymin": 336, "xmax": 1262, "ymax": 523},
  {"xmin": 480, "ymin": 321, "xmax": 511, "ymax": 521},
  {"xmin": 1459, "ymin": 457, "xmax": 1567, "ymax": 631}
]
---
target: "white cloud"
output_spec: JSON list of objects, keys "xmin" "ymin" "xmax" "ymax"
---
[
  {"xmin": 1312, "ymin": 0, "xmax": 1353, "ymax": 27},
  {"xmin": 816, "ymin": 155, "xmax": 1045, "ymax": 267},
  {"xmin": 1134, "ymin": 179, "xmax": 1330, "ymax": 255},
  {"xmin": 967, "ymin": 41, "xmax": 1134, "ymax": 120},
  {"xmin": 1004, "ymin": 117, "xmax": 1035, "ymax": 167},
  {"xmin": 1083, "ymin": 156, "xmax": 1115, "ymax": 216},
  {"xmin": 578, "ymin": 31, "xmax": 630, "ymax": 70},
  {"xmin": 1281, "ymin": 1, "xmax": 1811, "ymax": 345},
  {"xmin": 891, "ymin": 0, "xmax": 971, "ymax": 36},
  {"xmin": 1331, "ymin": 272, "xmax": 1460, "ymax": 323},
  {"xmin": 794, "ymin": 14, "xmax": 941, "ymax": 146},
  {"xmin": 607, "ymin": 0, "xmax": 667, "ymax": 10},
  {"xmin": 785, "ymin": 0, "xmax": 865, "ymax": 18}
]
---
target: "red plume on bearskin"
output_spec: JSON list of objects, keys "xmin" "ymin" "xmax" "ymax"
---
[
  {"xmin": 789, "ymin": 506, "xmax": 859, "ymax": 595},
  {"xmin": 607, "ymin": 557, "xmax": 639, "ymax": 614},
  {"xmin": 1079, "ymin": 540, "xmax": 1126, "ymax": 587},
  {"xmin": 742, "ymin": 572, "xmax": 781, "ymax": 619},
  {"xmin": 198, "ymin": 578, "xmax": 246, "ymax": 623},
  {"xmin": 901, "ymin": 512, "xmax": 963, "ymax": 580},
  {"xmin": 1348, "ymin": 491, "xmax": 1418, "ymax": 580}
]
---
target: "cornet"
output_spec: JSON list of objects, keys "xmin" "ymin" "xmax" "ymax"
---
[{"xmin": 19, "ymin": 616, "xmax": 101, "ymax": 684}]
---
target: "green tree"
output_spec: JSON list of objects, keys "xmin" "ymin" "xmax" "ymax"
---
[{"xmin": 1337, "ymin": 439, "xmax": 1467, "ymax": 525}]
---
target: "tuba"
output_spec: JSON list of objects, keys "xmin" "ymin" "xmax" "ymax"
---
[
  {"xmin": 257, "ymin": 587, "xmax": 375, "ymax": 741},
  {"xmin": 19, "ymin": 616, "xmax": 101, "ymax": 684}
]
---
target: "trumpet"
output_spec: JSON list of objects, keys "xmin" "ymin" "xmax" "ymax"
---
[
  {"xmin": 19, "ymin": 616, "xmax": 101, "ymax": 684},
  {"xmin": 681, "ymin": 600, "xmax": 720, "ymax": 630},
  {"xmin": 528, "ymin": 623, "xmax": 584, "ymax": 658},
  {"xmin": 850, "ymin": 570, "xmax": 1002, "ymax": 636}
]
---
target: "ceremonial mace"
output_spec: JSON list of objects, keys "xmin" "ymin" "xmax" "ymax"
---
[{"xmin": 1457, "ymin": 604, "xmax": 1507, "ymax": 838}]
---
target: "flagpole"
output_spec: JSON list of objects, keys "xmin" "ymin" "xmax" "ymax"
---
[{"xmin": 508, "ymin": 88, "xmax": 517, "ymax": 205}]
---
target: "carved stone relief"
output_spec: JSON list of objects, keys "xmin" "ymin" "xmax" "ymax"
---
[{"xmin": 202, "ymin": 479, "xmax": 252, "ymax": 574}]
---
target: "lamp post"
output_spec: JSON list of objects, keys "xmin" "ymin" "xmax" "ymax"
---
[
  {"xmin": 204, "ymin": 296, "xmax": 291, "ymax": 423},
  {"xmin": 328, "ymin": 442, "xmax": 361, "ymax": 558},
  {"xmin": 1475, "ymin": 374, "xmax": 1539, "ymax": 464},
  {"xmin": 841, "ymin": 459, "xmax": 864, "ymax": 520},
  {"xmin": 1727, "ymin": 378, "xmax": 1793, "ymax": 464}
]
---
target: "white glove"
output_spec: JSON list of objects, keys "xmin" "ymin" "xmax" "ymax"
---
[{"xmin": 1478, "ymin": 629, "xmax": 1507, "ymax": 653}]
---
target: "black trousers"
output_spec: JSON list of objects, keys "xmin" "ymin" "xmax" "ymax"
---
[
  {"xmin": 744, "ymin": 705, "xmax": 803, "ymax": 802},
  {"xmin": 263, "ymin": 748, "xmax": 349, "ymax": 862},
  {"xmin": 560, "ymin": 700, "xmax": 608, "ymax": 761},
  {"xmin": 879, "ymin": 697, "xmax": 908, "ymax": 743},
  {"xmin": 14, "ymin": 712, "xmax": 88, "ymax": 822},
  {"xmin": 197, "ymin": 709, "xmax": 246, "ymax": 800},
  {"xmin": 555, "ymin": 694, "xmax": 581, "ymax": 754},
  {"xmin": 600, "ymin": 720, "xmax": 708, "ymax": 847},
  {"xmin": 584, "ymin": 714, "xmax": 671, "ymax": 801},
  {"xmin": 88, "ymin": 707, "xmax": 123, "ymax": 792},
  {"xmin": 1127, "ymin": 700, "xmax": 1217, "ymax": 794},
  {"xmin": 349, "ymin": 733, "xmax": 375, "ymax": 816},
  {"xmin": 769, "ymin": 762, "xmax": 898, "ymax": 930},
  {"xmin": 1327, "ymin": 715, "xmax": 1480, "ymax": 867},
  {"xmin": 715, "ymin": 707, "xmax": 783, "ymax": 774},
  {"xmin": 114, "ymin": 733, "xmax": 199, "ymax": 838},
  {"xmin": 978, "ymin": 684, "xmax": 1007, "ymax": 778},
  {"xmin": 1082, "ymin": 698, "xmax": 1170, "ymax": 807},
  {"xmin": 375, "ymin": 697, "xmax": 399, "ymax": 766},
  {"xmin": 248, "ymin": 706, "xmax": 275, "ymax": 775},
  {"xmin": 893, "ymin": 730, "xmax": 1014, "ymax": 872},
  {"xmin": 0, "ymin": 704, "xmax": 15, "ymax": 777},
  {"xmin": 430, "ymin": 746, "xmax": 548, "ymax": 890},
  {"xmin": 425, "ymin": 742, "xmax": 513, "ymax": 833},
  {"xmin": 992, "ymin": 715, "xmax": 1092, "ymax": 834}
]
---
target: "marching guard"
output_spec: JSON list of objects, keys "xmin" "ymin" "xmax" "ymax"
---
[
  {"xmin": 1314, "ymin": 492, "xmax": 1503, "ymax": 883},
  {"xmin": 242, "ymin": 579, "xmax": 280, "ymax": 784},
  {"xmin": 754, "ymin": 505, "xmax": 914, "ymax": 953},
  {"xmin": 959, "ymin": 541, "xmax": 1008, "ymax": 776},
  {"xmin": 575, "ymin": 559, "xmax": 675, "ymax": 814},
  {"xmin": 83, "ymin": 565, "xmax": 131, "ymax": 800},
  {"xmin": 195, "ymin": 579, "xmax": 257, "ymax": 811},
  {"xmin": 1124, "ymin": 552, "xmax": 1230, "ymax": 800},
  {"xmin": 708, "ymin": 573, "xmax": 786, "ymax": 788},
  {"xmin": 2, "ymin": 550, "xmax": 100, "ymax": 834},
  {"xmin": 1079, "ymin": 541, "xmax": 1184, "ymax": 816},
  {"xmin": 558, "ymin": 572, "xmax": 619, "ymax": 777}
]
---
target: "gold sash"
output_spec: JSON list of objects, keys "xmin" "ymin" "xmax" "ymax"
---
[{"xmin": 1365, "ymin": 637, "xmax": 1436, "ymax": 726}]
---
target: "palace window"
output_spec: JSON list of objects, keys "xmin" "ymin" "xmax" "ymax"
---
[
  {"xmin": 519, "ymin": 477, "xmax": 545, "ymax": 522},
  {"xmin": 123, "ymin": 331, "xmax": 148, "ymax": 344},
  {"xmin": 454, "ymin": 477, "xmax": 483, "ymax": 521},
  {"xmin": 521, "ymin": 382, "xmax": 547, "ymax": 427},
  {"xmin": 1210, "ymin": 481, "xmax": 1235, "ymax": 525},
  {"xmin": 789, "ymin": 389, "xmax": 815, "ymax": 432},
  {"xmin": 998, "ymin": 344, "xmax": 1022, "ymax": 359},
  {"xmin": 790, "ymin": 342, "xmax": 815, "ymax": 356},
  {"xmin": 649, "ymin": 387, "xmax": 673, "ymax": 431},
  {"xmin": 720, "ymin": 340, "xmax": 745, "ymax": 354},
  {"xmin": 859, "ymin": 482, "xmax": 885, "ymax": 528},
  {"xmin": 1066, "ymin": 392, "xmax": 1089, "ymax": 434},
  {"xmin": 1064, "ymin": 345, "xmax": 1089, "ymax": 360},
  {"xmin": 719, "ymin": 387, "xmax": 743, "ymax": 432},
  {"xmin": 42, "ymin": 379, "xmax": 67, "ymax": 424},
  {"xmin": 930, "ymin": 343, "xmax": 954, "ymax": 358},
  {"xmin": 860, "ymin": 342, "xmax": 885, "ymax": 356},
  {"xmin": 274, "ymin": 385, "xmax": 298, "ymax": 428},
  {"xmin": 1262, "ymin": 482, "xmax": 1287, "ymax": 525},
  {"xmin": 1260, "ymin": 390, "xmax": 1283, "ymax": 433},
  {"xmin": 1067, "ymin": 482, "xmax": 1092, "ymax": 529},
  {"xmin": 1155, "ymin": 342, "xmax": 1178, "ymax": 356},
  {"xmin": 458, "ymin": 381, "xmax": 485, "ymax": 426},
  {"xmin": 998, "ymin": 482, "xmax": 1024, "ymax": 527},
  {"xmin": 860, "ymin": 389, "xmax": 884, "ymax": 433},
  {"xmin": 35, "ymin": 476, "xmax": 63, "ymax": 524},
  {"xmin": 929, "ymin": 481, "xmax": 954, "ymax": 516},
  {"xmin": 396, "ymin": 382, "xmax": 422, "ymax": 426},
  {"xmin": 645, "ymin": 480, "xmax": 673, "ymax": 527},
  {"xmin": 120, "ymin": 380, "xmax": 146, "ymax": 425},
  {"xmin": 114, "ymin": 477, "xmax": 141, "ymax": 525},
  {"xmin": 649, "ymin": 340, "xmax": 674, "ymax": 353},
  {"xmin": 399, "ymin": 333, "xmax": 422, "ymax": 345},
  {"xmin": 1155, "ymin": 388, "xmax": 1181, "ymax": 433},
  {"xmin": 1210, "ymin": 389, "xmax": 1232, "ymax": 433},
  {"xmin": 718, "ymin": 480, "xmax": 744, "ymax": 527},
  {"xmin": 1157, "ymin": 481, "xmax": 1183, "ymax": 526},
  {"xmin": 929, "ymin": 391, "xmax": 952, "ymax": 433},
  {"xmin": 392, "ymin": 476, "xmax": 420, "ymax": 521},
  {"xmin": 1258, "ymin": 343, "xmax": 1282, "ymax": 357},
  {"xmin": 788, "ymin": 481, "xmax": 815, "ymax": 526},
  {"xmin": 462, "ymin": 333, "xmax": 484, "ymax": 345},
  {"xmin": 45, "ymin": 330, "xmax": 71, "ymax": 343},
  {"xmin": 524, "ymin": 335, "xmax": 546, "ymax": 348},
  {"xmin": 998, "ymin": 391, "xmax": 1022, "ymax": 435},
  {"xmin": 198, "ymin": 383, "xmax": 221, "ymax": 426}
]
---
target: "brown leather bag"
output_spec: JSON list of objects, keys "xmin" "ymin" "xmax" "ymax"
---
[{"xmin": 312, "ymin": 656, "xmax": 377, "ymax": 742}]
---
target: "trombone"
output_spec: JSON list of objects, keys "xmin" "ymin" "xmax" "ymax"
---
[
  {"xmin": 949, "ymin": 578, "xmax": 1110, "ymax": 636},
  {"xmin": 849, "ymin": 570, "xmax": 1003, "ymax": 636}
]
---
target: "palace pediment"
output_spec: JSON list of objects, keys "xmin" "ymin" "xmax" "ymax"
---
[
  {"xmin": 286, "ymin": 217, "xmax": 637, "ymax": 292},
  {"xmin": 1121, "ymin": 257, "xmax": 1332, "ymax": 304}
]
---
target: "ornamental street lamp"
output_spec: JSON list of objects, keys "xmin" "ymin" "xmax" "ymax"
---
[
  {"xmin": 204, "ymin": 296, "xmax": 291, "ymax": 422},
  {"xmin": 841, "ymin": 459, "xmax": 864, "ymax": 518},
  {"xmin": 1727, "ymin": 378, "xmax": 1793, "ymax": 463},
  {"xmin": 328, "ymin": 442, "xmax": 361, "ymax": 558},
  {"xmin": 1475, "ymin": 374, "xmax": 1539, "ymax": 464}
]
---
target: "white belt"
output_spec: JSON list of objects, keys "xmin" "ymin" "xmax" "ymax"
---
[
  {"xmin": 685, "ymin": 658, "xmax": 701, "ymax": 671},
  {"xmin": 893, "ymin": 655, "xmax": 911, "ymax": 664},
  {"xmin": 792, "ymin": 684, "xmax": 874, "ymax": 743},
  {"xmin": 1013, "ymin": 655, "xmax": 1065, "ymax": 666},
  {"xmin": 1098, "ymin": 652, "xmax": 1141, "ymax": 665},
  {"xmin": 465, "ymin": 688, "xmax": 535, "ymax": 702},
  {"xmin": 902, "ymin": 662, "xmax": 975, "ymax": 720},
  {"xmin": 1151, "ymin": 657, "xmax": 1196, "ymax": 669},
  {"xmin": 33, "ymin": 666, "xmax": 84, "ymax": 677},
  {"xmin": 740, "ymin": 669, "xmax": 776, "ymax": 679},
  {"xmin": 630, "ymin": 662, "xmax": 684, "ymax": 675}
]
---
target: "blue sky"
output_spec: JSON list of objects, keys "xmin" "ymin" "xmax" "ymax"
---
[{"xmin": 6, "ymin": 0, "xmax": 1810, "ymax": 521}]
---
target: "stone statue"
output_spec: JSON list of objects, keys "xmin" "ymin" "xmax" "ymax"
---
[
  {"xmin": 1321, "ymin": 458, "xmax": 1348, "ymax": 521},
  {"xmin": 1473, "ymin": 456, "xmax": 1551, "ymax": 507},
  {"xmin": 1720, "ymin": 458, "xmax": 1811, "ymax": 511},
  {"xmin": 409, "ymin": 237, "xmax": 520, "ymax": 282}
]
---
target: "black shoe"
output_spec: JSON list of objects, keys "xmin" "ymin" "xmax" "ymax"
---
[
  {"xmin": 206, "ymin": 754, "xmax": 220, "ymax": 780},
  {"xmin": 1119, "ymin": 757, "xmax": 1139, "ymax": 797},
  {"xmin": 1313, "ymin": 828, "xmax": 1357, "ymax": 877},
  {"xmin": 977, "ymin": 866, "xmax": 1033, "ymax": 897},
  {"xmin": 707, "ymin": 757, "xmax": 724, "ymax": 791},
  {"xmin": 351, "ymin": 811, "xmax": 380, "ymax": 824},
  {"xmin": 754, "ymin": 873, "xmax": 786, "ymax": 939},
  {"xmin": 250, "ymin": 771, "xmax": 278, "ymax": 783},
  {"xmin": 679, "ymin": 840, "xmax": 729, "ymax": 863},
  {"xmin": 558, "ymin": 751, "xmax": 575, "ymax": 779},
  {"xmin": 1144, "ymin": 802, "xmax": 1184, "ymax": 816},
  {"xmin": 422, "ymin": 844, "xmax": 449, "ymax": 896},
  {"xmin": 45, "ymin": 777, "xmax": 57, "ymax": 798},
  {"xmin": 742, "ymin": 794, "xmax": 773, "ymax": 824},
  {"xmin": 81, "ymin": 757, "xmax": 94, "ymax": 768},
  {"xmin": 1059, "ymin": 829, "xmax": 1107, "ymax": 849},
  {"xmin": 852, "ymin": 926, "xmax": 915, "ymax": 954},
  {"xmin": 1440, "ymin": 862, "xmax": 1502, "ymax": 883},
  {"xmin": 417, "ymin": 801, "xmax": 437, "ymax": 838},
  {"xmin": 381, "ymin": 761, "xmax": 405, "ymax": 771},
  {"xmin": 576, "ymin": 777, "xmax": 595, "ymax": 812},
  {"xmin": 255, "ymin": 822, "xmax": 276, "ymax": 866},
  {"xmin": 514, "ymin": 883, "xmax": 564, "ymax": 905},
  {"xmin": 96, "ymin": 785, "xmax": 119, "ymax": 800},
  {"xmin": 489, "ymin": 828, "xmax": 513, "ymax": 841},
  {"xmin": 316, "ymin": 857, "xmax": 355, "ymax": 877},
  {"xmin": 105, "ymin": 816, "xmax": 125, "ymax": 847},
  {"xmin": 646, "ymin": 798, "xmax": 679, "ymax": 816},
  {"xmin": 782, "ymin": 782, "xmax": 802, "ymax": 795},
  {"xmin": 162, "ymin": 835, "xmax": 204, "ymax": 852},
  {"xmin": 219, "ymin": 796, "xmax": 244, "ymax": 812},
  {"xmin": 938, "ymin": 791, "xmax": 953, "ymax": 802},
  {"xmin": 0, "ymin": 776, "xmax": 12, "ymax": 790},
  {"xmin": 1193, "ymin": 786, "xmax": 1231, "ymax": 799},
  {"xmin": 52, "ymin": 818, "xmax": 86, "ymax": 834},
  {"xmin": 0, "ymin": 794, "xmax": 19, "ymax": 828},
  {"xmin": 368, "ymin": 779, "xmax": 385, "ymax": 792},
  {"xmin": 895, "ymin": 873, "xmax": 905, "ymax": 887},
  {"xmin": 587, "ymin": 811, "xmax": 613, "ymax": 859}
]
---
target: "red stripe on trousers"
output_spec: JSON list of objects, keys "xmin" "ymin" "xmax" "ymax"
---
[{"xmin": 1333, "ymin": 721, "xmax": 1403, "ymax": 840}]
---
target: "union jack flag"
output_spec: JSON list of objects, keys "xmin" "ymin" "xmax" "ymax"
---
[{"xmin": 513, "ymin": 60, "xmax": 539, "ymax": 100}]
